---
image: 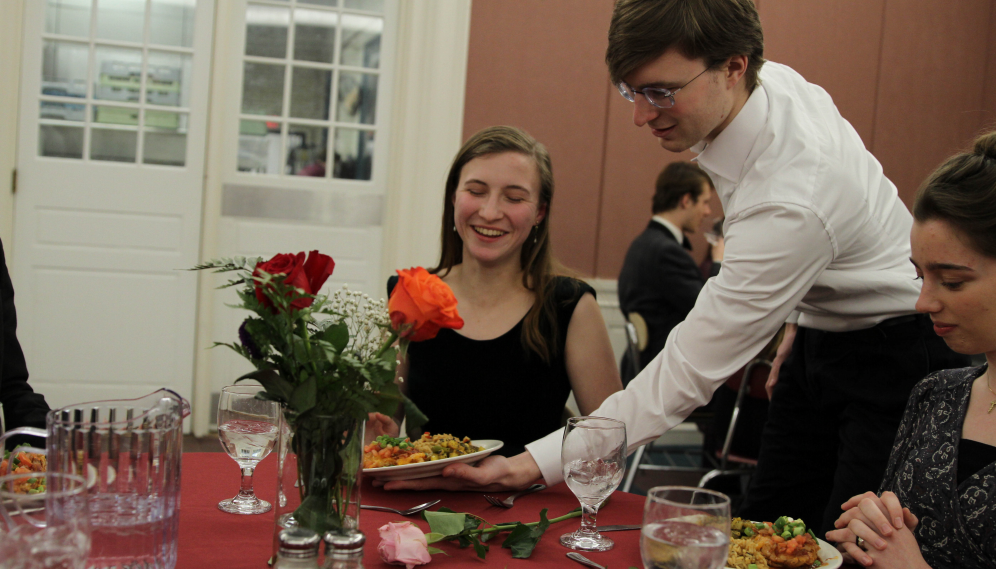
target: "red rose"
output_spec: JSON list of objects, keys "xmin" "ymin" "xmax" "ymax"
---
[
  {"xmin": 253, "ymin": 251, "xmax": 335, "ymax": 311},
  {"xmin": 388, "ymin": 267, "xmax": 463, "ymax": 342}
]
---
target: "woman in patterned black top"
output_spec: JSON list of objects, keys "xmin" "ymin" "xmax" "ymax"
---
[
  {"xmin": 366, "ymin": 126, "xmax": 622, "ymax": 459},
  {"xmin": 826, "ymin": 131, "xmax": 996, "ymax": 568}
]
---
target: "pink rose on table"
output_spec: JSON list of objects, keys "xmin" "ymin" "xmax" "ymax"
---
[{"xmin": 378, "ymin": 521, "xmax": 432, "ymax": 568}]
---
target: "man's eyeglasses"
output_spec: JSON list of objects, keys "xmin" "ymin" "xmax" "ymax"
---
[{"xmin": 617, "ymin": 67, "xmax": 710, "ymax": 109}]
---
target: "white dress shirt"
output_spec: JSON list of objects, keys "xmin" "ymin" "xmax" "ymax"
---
[
  {"xmin": 651, "ymin": 216, "xmax": 685, "ymax": 244},
  {"xmin": 526, "ymin": 62, "xmax": 921, "ymax": 485}
]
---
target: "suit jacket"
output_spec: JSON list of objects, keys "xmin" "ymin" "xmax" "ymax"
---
[
  {"xmin": 617, "ymin": 221, "xmax": 720, "ymax": 380},
  {"xmin": 0, "ymin": 239, "xmax": 49, "ymax": 448}
]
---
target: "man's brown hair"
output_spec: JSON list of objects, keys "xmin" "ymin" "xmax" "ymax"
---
[
  {"xmin": 606, "ymin": 0, "xmax": 765, "ymax": 92},
  {"xmin": 652, "ymin": 161, "xmax": 713, "ymax": 214}
]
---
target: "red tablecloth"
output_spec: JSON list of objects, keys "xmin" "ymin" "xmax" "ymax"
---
[{"xmin": 178, "ymin": 453, "xmax": 646, "ymax": 568}]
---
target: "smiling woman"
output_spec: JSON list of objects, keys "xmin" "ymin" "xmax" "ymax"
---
[
  {"xmin": 826, "ymin": 130, "xmax": 996, "ymax": 569},
  {"xmin": 368, "ymin": 126, "xmax": 623, "ymax": 458}
]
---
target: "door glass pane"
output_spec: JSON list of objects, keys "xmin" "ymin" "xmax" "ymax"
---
[
  {"xmin": 241, "ymin": 63, "xmax": 285, "ymax": 116},
  {"xmin": 290, "ymin": 67, "xmax": 331, "ymax": 120},
  {"xmin": 287, "ymin": 124, "xmax": 328, "ymax": 176},
  {"xmin": 336, "ymin": 72, "xmax": 376, "ymax": 125},
  {"xmin": 293, "ymin": 9, "xmax": 337, "ymax": 63},
  {"xmin": 344, "ymin": 0, "xmax": 383, "ymax": 13},
  {"xmin": 339, "ymin": 14, "xmax": 381, "ymax": 69},
  {"xmin": 144, "ymin": 113, "xmax": 188, "ymax": 166},
  {"xmin": 42, "ymin": 41, "xmax": 88, "ymax": 99},
  {"xmin": 300, "ymin": 0, "xmax": 337, "ymax": 7},
  {"xmin": 333, "ymin": 128, "xmax": 372, "ymax": 180},
  {"xmin": 41, "ymin": 100, "xmax": 85, "ymax": 121},
  {"xmin": 149, "ymin": 0, "xmax": 196, "ymax": 47},
  {"xmin": 96, "ymin": 0, "xmax": 146, "ymax": 44},
  {"xmin": 147, "ymin": 51, "xmax": 192, "ymax": 107},
  {"xmin": 93, "ymin": 47, "xmax": 143, "ymax": 103},
  {"xmin": 39, "ymin": 125, "xmax": 84, "ymax": 158},
  {"xmin": 238, "ymin": 120, "xmax": 281, "ymax": 174},
  {"xmin": 245, "ymin": 4, "xmax": 289, "ymax": 58},
  {"xmin": 45, "ymin": 0, "xmax": 92, "ymax": 37},
  {"xmin": 91, "ymin": 128, "xmax": 138, "ymax": 162},
  {"xmin": 93, "ymin": 104, "xmax": 139, "ymax": 126}
]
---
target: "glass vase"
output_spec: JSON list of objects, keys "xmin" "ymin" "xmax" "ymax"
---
[{"xmin": 272, "ymin": 412, "xmax": 364, "ymax": 561}]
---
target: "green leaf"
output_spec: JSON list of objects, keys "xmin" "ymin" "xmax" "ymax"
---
[
  {"xmin": 290, "ymin": 376, "xmax": 317, "ymax": 414},
  {"xmin": 426, "ymin": 546, "xmax": 448, "ymax": 556},
  {"xmin": 425, "ymin": 532, "xmax": 449, "ymax": 545},
  {"xmin": 502, "ymin": 508, "xmax": 550, "ymax": 559},
  {"xmin": 422, "ymin": 511, "xmax": 467, "ymax": 537},
  {"xmin": 320, "ymin": 322, "xmax": 350, "ymax": 354},
  {"xmin": 469, "ymin": 534, "xmax": 489, "ymax": 560},
  {"xmin": 235, "ymin": 369, "xmax": 293, "ymax": 403}
]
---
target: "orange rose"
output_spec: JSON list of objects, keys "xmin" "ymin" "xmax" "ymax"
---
[{"xmin": 388, "ymin": 268, "xmax": 463, "ymax": 342}]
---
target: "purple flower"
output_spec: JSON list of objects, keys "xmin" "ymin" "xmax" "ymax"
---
[{"xmin": 239, "ymin": 320, "xmax": 263, "ymax": 360}]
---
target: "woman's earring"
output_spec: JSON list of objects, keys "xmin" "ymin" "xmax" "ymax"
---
[
  {"xmin": 534, "ymin": 224, "xmax": 539, "ymax": 243},
  {"xmin": 453, "ymin": 225, "xmax": 457, "ymax": 232}
]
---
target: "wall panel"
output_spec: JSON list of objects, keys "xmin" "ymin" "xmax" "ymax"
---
[
  {"xmin": 873, "ymin": 0, "xmax": 992, "ymax": 205},
  {"xmin": 462, "ymin": 0, "xmax": 614, "ymax": 275},
  {"xmin": 986, "ymin": 3, "xmax": 996, "ymax": 130}
]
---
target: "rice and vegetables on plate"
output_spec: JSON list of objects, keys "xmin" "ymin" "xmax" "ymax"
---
[
  {"xmin": 363, "ymin": 433, "xmax": 483, "ymax": 469},
  {"xmin": 728, "ymin": 516, "xmax": 824, "ymax": 569},
  {"xmin": 0, "ymin": 445, "xmax": 47, "ymax": 494}
]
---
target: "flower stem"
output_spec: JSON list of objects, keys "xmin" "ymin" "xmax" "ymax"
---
[{"xmin": 470, "ymin": 509, "xmax": 582, "ymax": 538}]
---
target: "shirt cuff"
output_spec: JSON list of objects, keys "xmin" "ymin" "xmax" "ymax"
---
[
  {"xmin": 524, "ymin": 427, "xmax": 565, "ymax": 485},
  {"xmin": 786, "ymin": 310, "xmax": 800, "ymax": 325}
]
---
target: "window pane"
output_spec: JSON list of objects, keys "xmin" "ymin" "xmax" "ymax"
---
[
  {"xmin": 238, "ymin": 120, "xmax": 282, "ymax": 174},
  {"xmin": 339, "ymin": 14, "xmax": 381, "ymax": 69},
  {"xmin": 293, "ymin": 9, "xmax": 337, "ymax": 63},
  {"xmin": 41, "ymin": 100, "xmax": 86, "ymax": 121},
  {"xmin": 149, "ymin": 0, "xmax": 196, "ymax": 48},
  {"xmin": 333, "ymin": 128, "xmax": 372, "ymax": 180},
  {"xmin": 93, "ymin": 105, "xmax": 139, "ymax": 126},
  {"xmin": 336, "ymin": 72, "xmax": 376, "ymax": 125},
  {"xmin": 290, "ymin": 67, "xmax": 331, "ymax": 120},
  {"xmin": 147, "ymin": 51, "xmax": 192, "ymax": 107},
  {"xmin": 93, "ymin": 47, "xmax": 143, "ymax": 103},
  {"xmin": 300, "ymin": 0, "xmax": 337, "ymax": 7},
  {"xmin": 344, "ymin": 0, "xmax": 383, "ymax": 13},
  {"xmin": 96, "ymin": 0, "xmax": 145, "ymax": 44},
  {"xmin": 245, "ymin": 4, "xmax": 289, "ymax": 58},
  {"xmin": 144, "ymin": 113, "xmax": 188, "ymax": 166},
  {"xmin": 42, "ymin": 40, "xmax": 88, "ymax": 99},
  {"xmin": 91, "ymin": 128, "xmax": 138, "ymax": 162},
  {"xmin": 287, "ymin": 124, "xmax": 328, "ymax": 176},
  {"xmin": 241, "ymin": 62, "xmax": 285, "ymax": 116},
  {"xmin": 45, "ymin": 0, "xmax": 91, "ymax": 37},
  {"xmin": 39, "ymin": 125, "xmax": 84, "ymax": 158}
]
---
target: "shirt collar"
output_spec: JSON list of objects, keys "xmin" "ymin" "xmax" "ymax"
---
[
  {"xmin": 651, "ymin": 215, "xmax": 684, "ymax": 243},
  {"xmin": 692, "ymin": 84, "xmax": 769, "ymax": 185}
]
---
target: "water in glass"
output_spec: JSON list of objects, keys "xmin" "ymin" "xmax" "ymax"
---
[
  {"xmin": 560, "ymin": 416, "xmax": 627, "ymax": 552},
  {"xmin": 217, "ymin": 384, "xmax": 281, "ymax": 515},
  {"xmin": 640, "ymin": 486, "xmax": 731, "ymax": 569}
]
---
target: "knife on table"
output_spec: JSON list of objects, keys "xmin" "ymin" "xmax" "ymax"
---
[{"xmin": 596, "ymin": 524, "xmax": 641, "ymax": 532}]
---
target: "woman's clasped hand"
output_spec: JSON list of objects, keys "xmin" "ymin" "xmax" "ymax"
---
[{"xmin": 826, "ymin": 491, "xmax": 928, "ymax": 569}]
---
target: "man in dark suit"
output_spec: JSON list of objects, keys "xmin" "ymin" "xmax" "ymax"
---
[
  {"xmin": 618, "ymin": 161, "xmax": 723, "ymax": 382},
  {"xmin": 0, "ymin": 238, "xmax": 49, "ymax": 449}
]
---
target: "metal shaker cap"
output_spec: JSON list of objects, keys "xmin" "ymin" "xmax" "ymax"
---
[
  {"xmin": 324, "ymin": 529, "xmax": 365, "ymax": 554},
  {"xmin": 279, "ymin": 527, "xmax": 321, "ymax": 558}
]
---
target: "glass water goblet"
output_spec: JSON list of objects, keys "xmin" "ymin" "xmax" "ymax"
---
[
  {"xmin": 560, "ymin": 416, "xmax": 627, "ymax": 552},
  {"xmin": 217, "ymin": 384, "xmax": 281, "ymax": 514},
  {"xmin": 640, "ymin": 486, "xmax": 731, "ymax": 569},
  {"xmin": 0, "ymin": 472, "xmax": 91, "ymax": 569}
]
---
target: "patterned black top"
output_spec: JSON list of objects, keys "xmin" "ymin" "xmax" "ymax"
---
[
  {"xmin": 389, "ymin": 276, "xmax": 594, "ymax": 457},
  {"xmin": 878, "ymin": 365, "xmax": 996, "ymax": 568}
]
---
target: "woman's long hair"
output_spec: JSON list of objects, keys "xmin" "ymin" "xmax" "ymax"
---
[{"xmin": 433, "ymin": 126, "xmax": 569, "ymax": 364}]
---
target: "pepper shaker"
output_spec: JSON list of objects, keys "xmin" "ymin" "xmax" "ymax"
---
[
  {"xmin": 274, "ymin": 528, "xmax": 321, "ymax": 569},
  {"xmin": 322, "ymin": 529, "xmax": 365, "ymax": 569}
]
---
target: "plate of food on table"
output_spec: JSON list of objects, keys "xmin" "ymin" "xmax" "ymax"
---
[
  {"xmin": 727, "ymin": 516, "xmax": 841, "ymax": 569},
  {"xmin": 0, "ymin": 445, "xmax": 47, "ymax": 494},
  {"xmin": 362, "ymin": 432, "xmax": 502, "ymax": 481}
]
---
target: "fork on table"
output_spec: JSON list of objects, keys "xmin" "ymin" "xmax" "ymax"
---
[{"xmin": 483, "ymin": 483, "xmax": 546, "ymax": 508}]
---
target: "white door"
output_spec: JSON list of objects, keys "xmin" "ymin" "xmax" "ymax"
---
[{"xmin": 12, "ymin": 0, "xmax": 214, "ymax": 410}]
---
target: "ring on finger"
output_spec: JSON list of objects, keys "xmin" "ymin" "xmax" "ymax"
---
[{"xmin": 856, "ymin": 536, "xmax": 868, "ymax": 550}]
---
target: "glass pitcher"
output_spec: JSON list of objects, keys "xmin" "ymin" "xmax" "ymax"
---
[{"xmin": 0, "ymin": 388, "xmax": 190, "ymax": 569}]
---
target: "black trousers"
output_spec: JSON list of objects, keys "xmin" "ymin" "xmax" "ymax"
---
[{"xmin": 739, "ymin": 314, "xmax": 970, "ymax": 536}]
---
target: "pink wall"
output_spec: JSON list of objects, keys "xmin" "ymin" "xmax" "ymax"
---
[{"xmin": 463, "ymin": 0, "xmax": 996, "ymax": 277}]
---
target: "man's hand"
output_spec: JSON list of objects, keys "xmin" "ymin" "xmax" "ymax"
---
[
  {"xmin": 766, "ymin": 322, "xmax": 797, "ymax": 399},
  {"xmin": 378, "ymin": 451, "xmax": 543, "ymax": 492},
  {"xmin": 364, "ymin": 412, "xmax": 400, "ymax": 445}
]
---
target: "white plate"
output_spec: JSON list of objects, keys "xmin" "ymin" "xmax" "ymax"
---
[
  {"xmin": 727, "ymin": 537, "xmax": 842, "ymax": 569},
  {"xmin": 362, "ymin": 439, "xmax": 504, "ymax": 482}
]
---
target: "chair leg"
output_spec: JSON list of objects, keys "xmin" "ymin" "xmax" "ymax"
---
[{"xmin": 622, "ymin": 444, "xmax": 646, "ymax": 493}]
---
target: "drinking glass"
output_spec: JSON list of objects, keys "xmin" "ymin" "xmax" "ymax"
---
[
  {"xmin": 0, "ymin": 472, "xmax": 91, "ymax": 569},
  {"xmin": 560, "ymin": 416, "xmax": 627, "ymax": 552},
  {"xmin": 641, "ymin": 486, "xmax": 731, "ymax": 569},
  {"xmin": 217, "ymin": 384, "xmax": 281, "ymax": 514}
]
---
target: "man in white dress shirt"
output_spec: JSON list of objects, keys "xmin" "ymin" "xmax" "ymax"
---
[{"xmin": 384, "ymin": 0, "xmax": 967, "ymax": 534}]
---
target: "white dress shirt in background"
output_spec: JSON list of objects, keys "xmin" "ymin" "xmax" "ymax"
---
[
  {"xmin": 526, "ymin": 62, "xmax": 920, "ymax": 485},
  {"xmin": 651, "ymin": 215, "xmax": 684, "ymax": 244}
]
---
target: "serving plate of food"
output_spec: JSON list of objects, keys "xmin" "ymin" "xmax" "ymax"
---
[
  {"xmin": 362, "ymin": 433, "xmax": 503, "ymax": 481},
  {"xmin": 727, "ymin": 516, "xmax": 841, "ymax": 569}
]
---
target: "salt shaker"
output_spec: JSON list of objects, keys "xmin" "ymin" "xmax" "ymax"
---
[
  {"xmin": 322, "ymin": 529, "xmax": 365, "ymax": 569},
  {"xmin": 274, "ymin": 527, "xmax": 321, "ymax": 569}
]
